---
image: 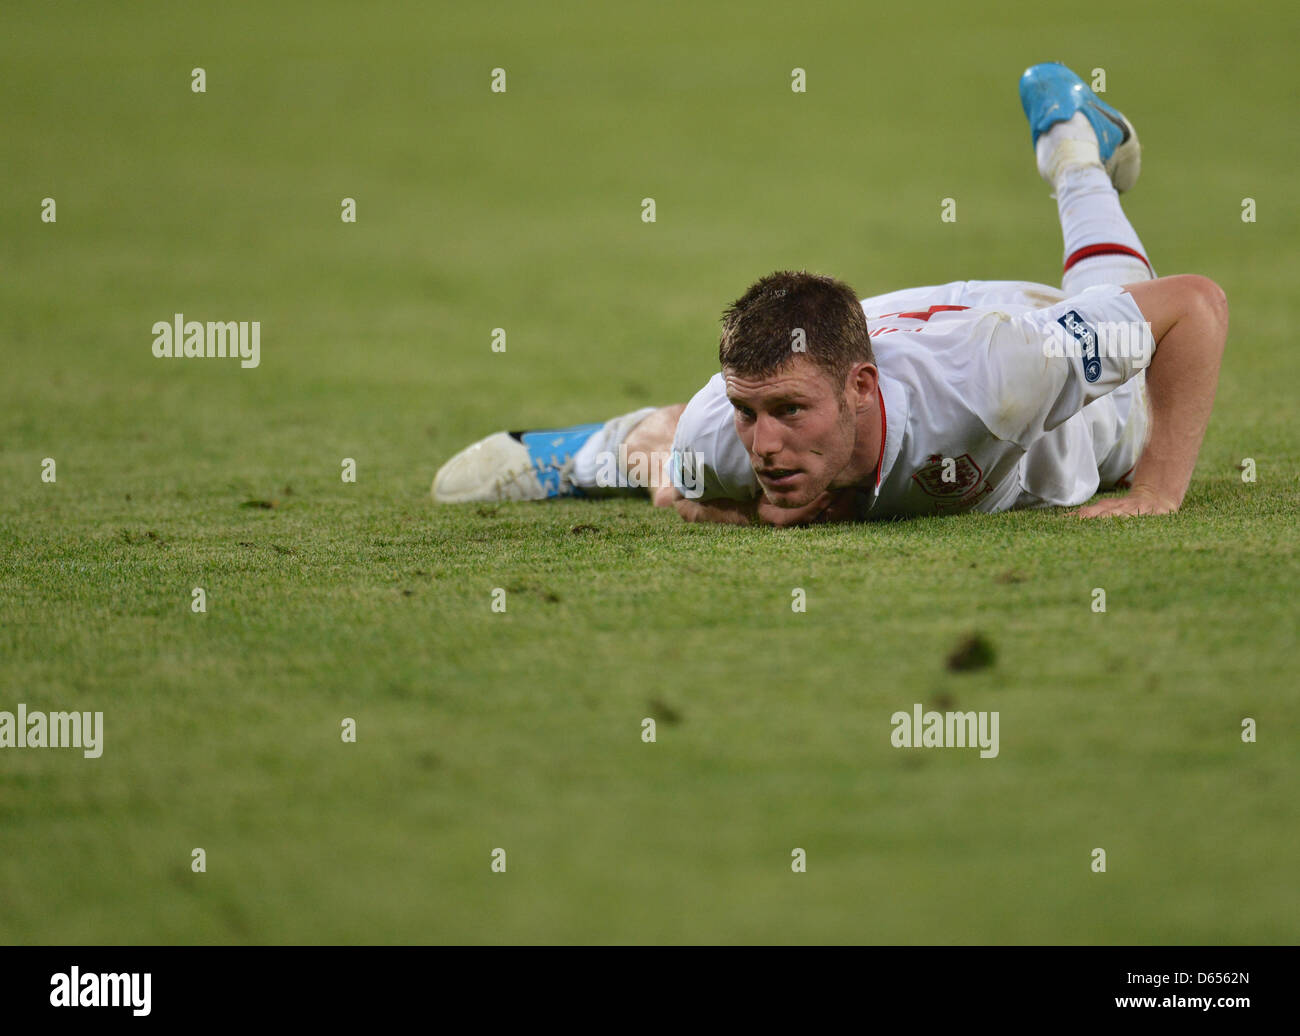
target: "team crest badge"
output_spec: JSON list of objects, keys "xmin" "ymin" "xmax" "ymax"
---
[{"xmin": 912, "ymin": 453, "xmax": 983, "ymax": 498}]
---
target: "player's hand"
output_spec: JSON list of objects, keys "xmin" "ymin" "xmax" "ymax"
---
[
  {"xmin": 1074, "ymin": 486, "xmax": 1179, "ymax": 518},
  {"xmin": 672, "ymin": 495, "xmax": 757, "ymax": 525},
  {"xmin": 673, "ymin": 489, "xmax": 857, "ymax": 526},
  {"xmin": 755, "ymin": 489, "xmax": 856, "ymax": 526}
]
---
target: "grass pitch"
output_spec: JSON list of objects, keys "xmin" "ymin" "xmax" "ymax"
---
[{"xmin": 1, "ymin": 0, "xmax": 1297, "ymax": 943}]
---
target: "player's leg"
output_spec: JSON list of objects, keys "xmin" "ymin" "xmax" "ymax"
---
[
  {"xmin": 432, "ymin": 405, "xmax": 679, "ymax": 503},
  {"xmin": 1019, "ymin": 63, "xmax": 1154, "ymax": 490},
  {"xmin": 1021, "ymin": 62, "xmax": 1154, "ymax": 293}
]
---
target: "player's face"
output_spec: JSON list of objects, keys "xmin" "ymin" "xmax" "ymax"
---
[{"xmin": 725, "ymin": 358, "xmax": 858, "ymax": 509}]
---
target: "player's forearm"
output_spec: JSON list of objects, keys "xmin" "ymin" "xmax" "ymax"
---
[
  {"xmin": 1129, "ymin": 283, "xmax": 1229, "ymax": 509},
  {"xmin": 672, "ymin": 494, "xmax": 755, "ymax": 525},
  {"xmin": 671, "ymin": 488, "xmax": 858, "ymax": 526}
]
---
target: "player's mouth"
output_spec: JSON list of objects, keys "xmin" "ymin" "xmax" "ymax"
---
[{"xmin": 758, "ymin": 467, "xmax": 801, "ymax": 488}]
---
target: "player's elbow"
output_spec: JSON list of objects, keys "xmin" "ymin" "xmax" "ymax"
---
[
  {"xmin": 1128, "ymin": 275, "xmax": 1228, "ymax": 348},
  {"xmin": 1140, "ymin": 274, "xmax": 1229, "ymax": 358},
  {"xmin": 653, "ymin": 484, "xmax": 680, "ymax": 508},
  {"xmin": 1182, "ymin": 275, "xmax": 1230, "ymax": 344},
  {"xmin": 1190, "ymin": 274, "xmax": 1227, "ymax": 335},
  {"xmin": 1205, "ymin": 278, "xmax": 1229, "ymax": 339}
]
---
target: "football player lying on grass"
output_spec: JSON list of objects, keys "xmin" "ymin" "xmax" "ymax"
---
[{"xmin": 433, "ymin": 63, "xmax": 1227, "ymax": 526}]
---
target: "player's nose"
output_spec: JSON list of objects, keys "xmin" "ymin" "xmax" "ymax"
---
[{"xmin": 751, "ymin": 413, "xmax": 784, "ymax": 458}]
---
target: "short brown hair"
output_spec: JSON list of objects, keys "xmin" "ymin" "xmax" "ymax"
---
[{"xmin": 718, "ymin": 270, "xmax": 874, "ymax": 388}]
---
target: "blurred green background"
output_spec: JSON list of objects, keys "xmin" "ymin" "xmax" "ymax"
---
[{"xmin": 1, "ymin": 0, "xmax": 1296, "ymax": 943}]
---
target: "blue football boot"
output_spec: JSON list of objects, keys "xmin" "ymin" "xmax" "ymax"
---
[
  {"xmin": 1019, "ymin": 62, "xmax": 1141, "ymax": 192},
  {"xmin": 432, "ymin": 423, "xmax": 604, "ymax": 502}
]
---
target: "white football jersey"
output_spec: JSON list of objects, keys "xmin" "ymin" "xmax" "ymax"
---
[{"xmin": 670, "ymin": 280, "xmax": 1153, "ymax": 517}]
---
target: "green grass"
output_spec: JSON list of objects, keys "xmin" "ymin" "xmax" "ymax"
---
[{"xmin": 1, "ymin": 0, "xmax": 1297, "ymax": 944}]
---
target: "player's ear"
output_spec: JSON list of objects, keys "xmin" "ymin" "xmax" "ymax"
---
[{"xmin": 847, "ymin": 361, "xmax": 878, "ymax": 402}]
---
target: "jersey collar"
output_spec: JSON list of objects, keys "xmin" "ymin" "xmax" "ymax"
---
[
  {"xmin": 859, "ymin": 372, "xmax": 907, "ymax": 515},
  {"xmin": 873, "ymin": 383, "xmax": 887, "ymax": 489}
]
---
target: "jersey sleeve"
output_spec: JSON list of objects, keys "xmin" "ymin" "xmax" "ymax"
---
[
  {"xmin": 962, "ymin": 283, "xmax": 1156, "ymax": 449},
  {"xmin": 669, "ymin": 373, "xmax": 759, "ymax": 501}
]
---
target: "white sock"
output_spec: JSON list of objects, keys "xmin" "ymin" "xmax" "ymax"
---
[
  {"xmin": 1038, "ymin": 114, "xmax": 1154, "ymax": 293},
  {"xmin": 1036, "ymin": 112, "xmax": 1101, "ymax": 183},
  {"xmin": 572, "ymin": 407, "xmax": 658, "ymax": 491}
]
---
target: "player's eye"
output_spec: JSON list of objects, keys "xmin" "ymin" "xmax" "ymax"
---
[
  {"xmin": 781, "ymin": 404, "xmax": 801, "ymax": 416},
  {"xmin": 733, "ymin": 404, "xmax": 754, "ymax": 420}
]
